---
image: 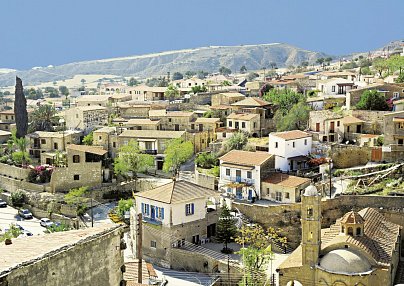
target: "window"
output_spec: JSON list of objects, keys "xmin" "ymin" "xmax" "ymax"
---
[
  {"xmin": 347, "ymin": 126, "xmax": 350, "ymax": 132},
  {"xmin": 186, "ymin": 203, "xmax": 195, "ymax": 216},
  {"xmin": 73, "ymin": 155, "xmax": 80, "ymax": 163},
  {"xmin": 156, "ymin": 207, "xmax": 165, "ymax": 219},
  {"xmin": 5, "ymin": 116, "xmax": 8, "ymax": 120},
  {"xmin": 41, "ymin": 139, "xmax": 46, "ymax": 144},
  {"xmin": 191, "ymin": 124, "xmax": 195, "ymax": 130},
  {"xmin": 332, "ymin": 86, "xmax": 335, "ymax": 92},
  {"xmin": 74, "ymin": 175, "xmax": 80, "ymax": 180},
  {"xmin": 275, "ymin": 142, "xmax": 278, "ymax": 148},
  {"xmin": 275, "ymin": 192, "xmax": 282, "ymax": 201},
  {"xmin": 141, "ymin": 203, "xmax": 150, "ymax": 216},
  {"xmin": 247, "ymin": 171, "xmax": 252, "ymax": 179},
  {"xmin": 242, "ymin": 122, "xmax": 246, "ymax": 128},
  {"xmin": 98, "ymin": 136, "xmax": 102, "ymax": 140},
  {"xmin": 150, "ymin": 240, "xmax": 157, "ymax": 248},
  {"xmin": 285, "ymin": 192, "xmax": 290, "ymax": 199},
  {"xmin": 307, "ymin": 208, "xmax": 313, "ymax": 218},
  {"xmin": 304, "ymin": 139, "xmax": 307, "ymax": 145},
  {"xmin": 393, "ymin": 92, "xmax": 399, "ymax": 99},
  {"xmin": 356, "ymin": 227, "xmax": 361, "ymax": 236},
  {"xmin": 267, "ymin": 188, "xmax": 270, "ymax": 195},
  {"xmin": 337, "ymin": 121, "xmax": 340, "ymax": 127},
  {"xmin": 223, "ymin": 132, "xmax": 226, "ymax": 138},
  {"xmin": 253, "ymin": 122, "xmax": 256, "ymax": 128},
  {"xmin": 229, "ymin": 121, "xmax": 232, "ymax": 127},
  {"xmin": 168, "ymin": 118, "xmax": 172, "ymax": 122},
  {"xmin": 292, "ymin": 141, "xmax": 295, "ymax": 148},
  {"xmin": 348, "ymin": 227, "xmax": 353, "ymax": 236},
  {"xmin": 145, "ymin": 141, "xmax": 153, "ymax": 150},
  {"xmin": 226, "ymin": 168, "xmax": 230, "ymax": 176},
  {"xmin": 53, "ymin": 143, "xmax": 58, "ymax": 149},
  {"xmin": 399, "ymin": 122, "xmax": 404, "ymax": 130},
  {"xmin": 112, "ymin": 142, "xmax": 116, "ymax": 148}
]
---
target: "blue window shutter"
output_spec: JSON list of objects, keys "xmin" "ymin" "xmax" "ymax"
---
[
  {"xmin": 191, "ymin": 203, "xmax": 194, "ymax": 215},
  {"xmin": 146, "ymin": 204, "xmax": 149, "ymax": 215},
  {"xmin": 161, "ymin": 208, "xmax": 164, "ymax": 219},
  {"xmin": 141, "ymin": 203, "xmax": 144, "ymax": 214}
]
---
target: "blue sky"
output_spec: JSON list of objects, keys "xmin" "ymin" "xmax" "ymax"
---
[{"xmin": 1, "ymin": 0, "xmax": 403, "ymax": 70}]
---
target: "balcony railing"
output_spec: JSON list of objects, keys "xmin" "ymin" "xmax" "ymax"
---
[
  {"xmin": 224, "ymin": 176, "xmax": 255, "ymax": 185},
  {"xmin": 143, "ymin": 216, "xmax": 162, "ymax": 225},
  {"xmin": 142, "ymin": 149, "xmax": 158, "ymax": 155}
]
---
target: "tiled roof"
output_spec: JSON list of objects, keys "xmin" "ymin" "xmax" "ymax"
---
[
  {"xmin": 227, "ymin": 113, "xmax": 259, "ymax": 120},
  {"xmin": 27, "ymin": 130, "xmax": 81, "ymax": 139},
  {"xmin": 322, "ymin": 208, "xmax": 401, "ymax": 266},
  {"xmin": 342, "ymin": 115, "xmax": 364, "ymax": 125},
  {"xmin": 119, "ymin": 130, "xmax": 185, "ymax": 139},
  {"xmin": 134, "ymin": 180, "xmax": 219, "ymax": 204},
  {"xmin": 74, "ymin": 106, "xmax": 107, "ymax": 111},
  {"xmin": 271, "ymin": 130, "xmax": 311, "ymax": 140},
  {"xmin": 210, "ymin": 105, "xmax": 233, "ymax": 110},
  {"xmin": 195, "ymin": 117, "xmax": 221, "ymax": 123},
  {"xmin": 340, "ymin": 211, "xmax": 365, "ymax": 224},
  {"xmin": 166, "ymin": 111, "xmax": 194, "ymax": 117},
  {"xmin": 262, "ymin": 173, "xmax": 310, "ymax": 188},
  {"xmin": 219, "ymin": 150, "xmax": 273, "ymax": 166},
  {"xmin": 126, "ymin": 119, "xmax": 160, "ymax": 125},
  {"xmin": 231, "ymin": 97, "xmax": 271, "ymax": 107},
  {"xmin": 392, "ymin": 117, "xmax": 404, "ymax": 123},
  {"xmin": 67, "ymin": 144, "xmax": 108, "ymax": 156},
  {"xmin": 148, "ymin": 109, "xmax": 167, "ymax": 117},
  {"xmin": 0, "ymin": 225, "xmax": 123, "ymax": 276},
  {"xmin": 217, "ymin": 92, "xmax": 245, "ymax": 98}
]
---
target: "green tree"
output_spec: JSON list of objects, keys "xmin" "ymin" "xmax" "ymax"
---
[
  {"xmin": 274, "ymin": 101, "xmax": 310, "ymax": 131},
  {"xmin": 247, "ymin": 72, "xmax": 259, "ymax": 81},
  {"xmin": 116, "ymin": 199, "xmax": 134, "ymax": 218},
  {"xmin": 46, "ymin": 222, "xmax": 71, "ymax": 233},
  {"xmin": 10, "ymin": 191, "xmax": 25, "ymax": 207},
  {"xmin": 263, "ymin": 88, "xmax": 304, "ymax": 114},
  {"xmin": 372, "ymin": 58, "xmax": 388, "ymax": 77},
  {"xmin": 114, "ymin": 140, "xmax": 154, "ymax": 182},
  {"xmin": 172, "ymin": 72, "xmax": 184, "ymax": 81},
  {"xmin": 29, "ymin": 104, "xmax": 58, "ymax": 132},
  {"xmin": 219, "ymin": 66, "xmax": 232, "ymax": 76},
  {"xmin": 163, "ymin": 138, "xmax": 193, "ymax": 176},
  {"xmin": 325, "ymin": 57, "xmax": 333, "ymax": 66},
  {"xmin": 395, "ymin": 73, "xmax": 404, "ymax": 83},
  {"xmin": 128, "ymin": 77, "xmax": 139, "ymax": 86},
  {"xmin": 356, "ymin": 90, "xmax": 389, "ymax": 111},
  {"xmin": 58, "ymin": 86, "xmax": 69, "ymax": 96},
  {"xmin": 216, "ymin": 205, "xmax": 237, "ymax": 253},
  {"xmin": 82, "ymin": 131, "xmax": 94, "ymax": 145},
  {"xmin": 269, "ymin": 62, "xmax": 277, "ymax": 70},
  {"xmin": 316, "ymin": 58, "xmax": 325, "ymax": 69},
  {"xmin": 14, "ymin": 77, "xmax": 28, "ymax": 138},
  {"xmin": 191, "ymin": 85, "xmax": 207, "ymax": 94},
  {"xmin": 64, "ymin": 186, "xmax": 89, "ymax": 216},
  {"xmin": 81, "ymin": 78, "xmax": 86, "ymax": 85},
  {"xmin": 0, "ymin": 224, "xmax": 22, "ymax": 242},
  {"xmin": 185, "ymin": 71, "xmax": 197, "ymax": 78},
  {"xmin": 301, "ymin": 61, "xmax": 309, "ymax": 67},
  {"xmin": 195, "ymin": 152, "xmax": 219, "ymax": 169},
  {"xmin": 240, "ymin": 65, "xmax": 247, "ymax": 74},
  {"xmin": 164, "ymin": 84, "xmax": 180, "ymax": 101},
  {"xmin": 224, "ymin": 132, "xmax": 248, "ymax": 151}
]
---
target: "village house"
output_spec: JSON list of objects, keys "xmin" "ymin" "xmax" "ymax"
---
[
  {"xmin": 49, "ymin": 144, "xmax": 109, "ymax": 192},
  {"xmin": 160, "ymin": 111, "xmax": 197, "ymax": 131},
  {"xmin": 192, "ymin": 117, "xmax": 222, "ymax": 134},
  {"xmin": 0, "ymin": 110, "xmax": 15, "ymax": 131},
  {"xmin": 172, "ymin": 77, "xmax": 206, "ymax": 90},
  {"xmin": 278, "ymin": 185, "xmax": 402, "ymax": 286},
  {"xmin": 226, "ymin": 113, "xmax": 261, "ymax": 136},
  {"xmin": 118, "ymin": 103, "xmax": 152, "ymax": 118},
  {"xmin": 268, "ymin": 130, "xmax": 312, "ymax": 172},
  {"xmin": 123, "ymin": 119, "xmax": 161, "ymax": 130},
  {"xmin": 75, "ymin": 94, "xmax": 111, "ymax": 107},
  {"xmin": 92, "ymin": 126, "xmax": 118, "ymax": 157},
  {"xmin": 382, "ymin": 110, "xmax": 404, "ymax": 162},
  {"xmin": 211, "ymin": 92, "xmax": 245, "ymax": 106},
  {"xmin": 219, "ymin": 150, "xmax": 274, "ymax": 202},
  {"xmin": 100, "ymin": 83, "xmax": 127, "ymax": 94},
  {"xmin": 64, "ymin": 106, "xmax": 108, "ymax": 134},
  {"xmin": 316, "ymin": 78, "xmax": 355, "ymax": 99},
  {"xmin": 261, "ymin": 173, "xmax": 310, "ymax": 203},
  {"xmin": 131, "ymin": 180, "xmax": 219, "ymax": 268},
  {"xmin": 127, "ymin": 85, "xmax": 166, "ymax": 101},
  {"xmin": 245, "ymin": 81, "xmax": 264, "ymax": 96},
  {"xmin": 393, "ymin": 98, "xmax": 404, "ymax": 111},
  {"xmin": 26, "ymin": 130, "xmax": 82, "ymax": 163}
]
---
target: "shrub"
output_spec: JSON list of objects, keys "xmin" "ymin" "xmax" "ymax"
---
[
  {"xmin": 11, "ymin": 191, "xmax": 25, "ymax": 207},
  {"xmin": 116, "ymin": 199, "xmax": 134, "ymax": 218},
  {"xmin": 195, "ymin": 152, "xmax": 219, "ymax": 169}
]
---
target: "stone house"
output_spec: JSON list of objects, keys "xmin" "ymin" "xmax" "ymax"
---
[
  {"xmin": 118, "ymin": 103, "xmax": 151, "ymax": 118},
  {"xmin": 100, "ymin": 83, "xmax": 127, "ymax": 94},
  {"xmin": 92, "ymin": 127, "xmax": 119, "ymax": 158},
  {"xmin": 26, "ymin": 130, "xmax": 82, "ymax": 163},
  {"xmin": 131, "ymin": 180, "xmax": 219, "ymax": 268},
  {"xmin": 192, "ymin": 117, "xmax": 222, "ymax": 133},
  {"xmin": 123, "ymin": 119, "xmax": 161, "ymax": 130},
  {"xmin": 226, "ymin": 113, "xmax": 261, "ymax": 136},
  {"xmin": 278, "ymin": 185, "xmax": 402, "ymax": 286},
  {"xmin": 0, "ymin": 110, "xmax": 16, "ymax": 132},
  {"xmin": 261, "ymin": 173, "xmax": 310, "ymax": 203},
  {"xmin": 159, "ymin": 111, "xmax": 197, "ymax": 131},
  {"xmin": 219, "ymin": 150, "xmax": 274, "ymax": 202},
  {"xmin": 393, "ymin": 98, "xmax": 404, "ymax": 111},
  {"xmin": 316, "ymin": 78, "xmax": 355, "ymax": 97},
  {"xmin": 75, "ymin": 94, "xmax": 111, "ymax": 107},
  {"xmin": 172, "ymin": 77, "xmax": 206, "ymax": 90},
  {"xmin": 49, "ymin": 144, "xmax": 108, "ymax": 192},
  {"xmin": 127, "ymin": 85, "xmax": 166, "ymax": 101},
  {"xmin": 382, "ymin": 110, "xmax": 404, "ymax": 162},
  {"xmin": 211, "ymin": 92, "xmax": 245, "ymax": 106},
  {"xmin": 0, "ymin": 225, "xmax": 125, "ymax": 286},
  {"xmin": 64, "ymin": 106, "xmax": 108, "ymax": 134},
  {"xmin": 268, "ymin": 130, "xmax": 312, "ymax": 172}
]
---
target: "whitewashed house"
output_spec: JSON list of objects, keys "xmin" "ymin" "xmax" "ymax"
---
[
  {"xmin": 317, "ymin": 78, "xmax": 354, "ymax": 97},
  {"xmin": 218, "ymin": 150, "xmax": 274, "ymax": 201},
  {"xmin": 268, "ymin": 130, "xmax": 312, "ymax": 172}
]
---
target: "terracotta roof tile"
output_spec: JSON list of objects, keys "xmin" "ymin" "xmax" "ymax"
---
[
  {"xmin": 219, "ymin": 150, "xmax": 273, "ymax": 166},
  {"xmin": 231, "ymin": 97, "xmax": 271, "ymax": 107},
  {"xmin": 227, "ymin": 113, "xmax": 259, "ymax": 120},
  {"xmin": 262, "ymin": 173, "xmax": 310, "ymax": 188},
  {"xmin": 342, "ymin": 115, "xmax": 364, "ymax": 125},
  {"xmin": 66, "ymin": 144, "xmax": 108, "ymax": 156},
  {"xmin": 271, "ymin": 130, "xmax": 311, "ymax": 140},
  {"xmin": 340, "ymin": 211, "xmax": 365, "ymax": 224}
]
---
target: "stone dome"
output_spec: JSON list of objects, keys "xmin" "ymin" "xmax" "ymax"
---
[
  {"xmin": 303, "ymin": 184, "xmax": 318, "ymax": 196},
  {"xmin": 319, "ymin": 249, "xmax": 372, "ymax": 274}
]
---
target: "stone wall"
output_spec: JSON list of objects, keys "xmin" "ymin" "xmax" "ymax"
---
[
  {"xmin": 0, "ymin": 162, "xmax": 30, "ymax": 180},
  {"xmin": 0, "ymin": 226, "xmax": 125, "ymax": 286},
  {"xmin": 331, "ymin": 145, "xmax": 371, "ymax": 168},
  {"xmin": 233, "ymin": 195, "xmax": 404, "ymax": 249},
  {"xmin": 195, "ymin": 168, "xmax": 218, "ymax": 190},
  {"xmin": 351, "ymin": 110, "xmax": 389, "ymax": 134},
  {"xmin": 0, "ymin": 175, "xmax": 50, "ymax": 193}
]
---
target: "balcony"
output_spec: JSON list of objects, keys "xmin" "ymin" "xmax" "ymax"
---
[
  {"xmin": 142, "ymin": 149, "xmax": 158, "ymax": 155},
  {"xmin": 224, "ymin": 176, "xmax": 255, "ymax": 185},
  {"xmin": 143, "ymin": 216, "xmax": 162, "ymax": 226}
]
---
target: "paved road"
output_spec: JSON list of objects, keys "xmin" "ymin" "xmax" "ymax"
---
[
  {"xmin": 154, "ymin": 266, "xmax": 214, "ymax": 286},
  {"xmin": 0, "ymin": 205, "xmax": 46, "ymax": 236}
]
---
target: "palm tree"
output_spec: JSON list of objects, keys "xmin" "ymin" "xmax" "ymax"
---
[{"xmin": 29, "ymin": 104, "xmax": 59, "ymax": 132}]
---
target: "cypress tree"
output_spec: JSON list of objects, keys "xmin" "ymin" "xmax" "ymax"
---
[
  {"xmin": 14, "ymin": 77, "xmax": 28, "ymax": 138},
  {"xmin": 216, "ymin": 205, "xmax": 237, "ymax": 253}
]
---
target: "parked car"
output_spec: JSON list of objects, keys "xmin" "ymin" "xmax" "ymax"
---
[
  {"xmin": 40, "ymin": 218, "xmax": 54, "ymax": 228},
  {"xmin": 0, "ymin": 199, "xmax": 7, "ymax": 208},
  {"xmin": 18, "ymin": 209, "xmax": 33, "ymax": 219},
  {"xmin": 19, "ymin": 230, "xmax": 33, "ymax": 237}
]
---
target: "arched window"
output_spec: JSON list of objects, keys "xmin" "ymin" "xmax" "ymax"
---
[
  {"xmin": 356, "ymin": 227, "xmax": 361, "ymax": 236},
  {"xmin": 307, "ymin": 208, "xmax": 313, "ymax": 218},
  {"xmin": 348, "ymin": 227, "xmax": 353, "ymax": 236}
]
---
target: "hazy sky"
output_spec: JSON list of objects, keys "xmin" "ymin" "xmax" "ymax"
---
[{"xmin": 1, "ymin": 0, "xmax": 403, "ymax": 70}]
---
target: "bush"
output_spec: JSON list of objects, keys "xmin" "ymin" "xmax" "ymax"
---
[
  {"xmin": 11, "ymin": 191, "xmax": 25, "ymax": 207},
  {"xmin": 209, "ymin": 166, "xmax": 220, "ymax": 177},
  {"xmin": 195, "ymin": 152, "xmax": 219, "ymax": 169},
  {"xmin": 116, "ymin": 199, "xmax": 134, "ymax": 218},
  {"xmin": 11, "ymin": 151, "xmax": 31, "ymax": 165}
]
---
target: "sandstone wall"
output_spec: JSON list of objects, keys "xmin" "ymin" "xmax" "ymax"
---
[
  {"xmin": 195, "ymin": 168, "xmax": 218, "ymax": 190},
  {"xmin": 0, "ymin": 162, "xmax": 30, "ymax": 180}
]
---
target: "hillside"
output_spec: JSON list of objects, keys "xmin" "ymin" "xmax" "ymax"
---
[{"xmin": 0, "ymin": 43, "xmax": 329, "ymax": 87}]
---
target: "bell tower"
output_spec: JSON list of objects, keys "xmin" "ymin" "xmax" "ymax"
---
[{"xmin": 301, "ymin": 184, "xmax": 322, "ymax": 267}]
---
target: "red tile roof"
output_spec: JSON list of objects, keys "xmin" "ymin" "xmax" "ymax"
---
[
  {"xmin": 219, "ymin": 150, "xmax": 273, "ymax": 166},
  {"xmin": 271, "ymin": 130, "xmax": 311, "ymax": 140}
]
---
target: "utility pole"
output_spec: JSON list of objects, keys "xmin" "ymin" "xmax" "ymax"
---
[
  {"xmin": 136, "ymin": 213, "xmax": 143, "ymax": 284},
  {"xmin": 90, "ymin": 188, "xmax": 94, "ymax": 227},
  {"xmin": 329, "ymin": 159, "xmax": 333, "ymax": 199}
]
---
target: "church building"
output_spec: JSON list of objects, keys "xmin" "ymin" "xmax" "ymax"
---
[{"xmin": 277, "ymin": 185, "xmax": 402, "ymax": 286}]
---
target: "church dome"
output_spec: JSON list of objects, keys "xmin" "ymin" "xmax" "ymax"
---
[
  {"xmin": 319, "ymin": 249, "xmax": 372, "ymax": 274},
  {"xmin": 303, "ymin": 184, "xmax": 318, "ymax": 196}
]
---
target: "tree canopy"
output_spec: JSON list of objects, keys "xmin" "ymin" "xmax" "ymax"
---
[
  {"xmin": 172, "ymin": 72, "xmax": 184, "ymax": 81},
  {"xmin": 224, "ymin": 132, "xmax": 248, "ymax": 151},
  {"xmin": 164, "ymin": 84, "xmax": 180, "ymax": 101},
  {"xmin": 216, "ymin": 205, "xmax": 237, "ymax": 252},
  {"xmin": 219, "ymin": 66, "xmax": 232, "ymax": 76},
  {"xmin": 14, "ymin": 77, "xmax": 28, "ymax": 138},
  {"xmin": 29, "ymin": 104, "xmax": 59, "ymax": 132},
  {"xmin": 162, "ymin": 138, "xmax": 193, "ymax": 175},
  {"xmin": 240, "ymin": 65, "xmax": 247, "ymax": 74},
  {"xmin": 82, "ymin": 131, "xmax": 94, "ymax": 145},
  {"xmin": 127, "ymin": 77, "xmax": 140, "ymax": 87},
  {"xmin": 356, "ymin": 90, "xmax": 389, "ymax": 111}
]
